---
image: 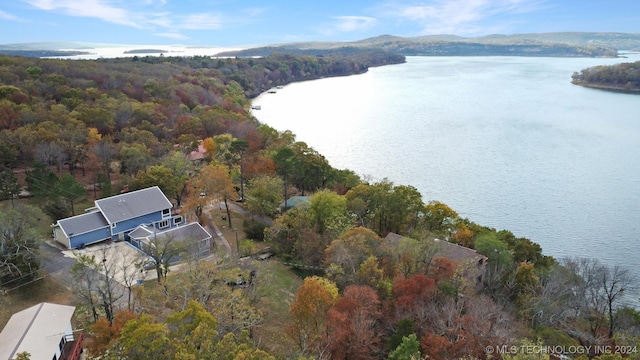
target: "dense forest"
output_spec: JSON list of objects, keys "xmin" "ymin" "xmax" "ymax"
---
[
  {"xmin": 1, "ymin": 52, "xmax": 639, "ymax": 360},
  {"xmin": 572, "ymin": 60, "xmax": 640, "ymax": 93}
]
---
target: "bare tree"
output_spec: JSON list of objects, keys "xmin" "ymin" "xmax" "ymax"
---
[
  {"xmin": 34, "ymin": 141, "xmax": 66, "ymax": 171},
  {"xmin": 561, "ymin": 258, "xmax": 636, "ymax": 340},
  {"xmin": 144, "ymin": 233, "xmax": 185, "ymax": 283},
  {"xmin": 70, "ymin": 249, "xmax": 125, "ymax": 324}
]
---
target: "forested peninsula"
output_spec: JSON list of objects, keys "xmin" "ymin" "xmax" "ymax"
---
[
  {"xmin": 572, "ymin": 60, "xmax": 640, "ymax": 93},
  {"xmin": 1, "ymin": 52, "xmax": 638, "ymax": 360}
]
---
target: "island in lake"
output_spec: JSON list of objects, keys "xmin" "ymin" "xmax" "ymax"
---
[
  {"xmin": 123, "ymin": 49, "xmax": 168, "ymax": 54},
  {"xmin": 572, "ymin": 60, "xmax": 640, "ymax": 93}
]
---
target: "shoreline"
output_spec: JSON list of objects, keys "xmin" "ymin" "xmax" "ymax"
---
[{"xmin": 571, "ymin": 80, "xmax": 640, "ymax": 94}]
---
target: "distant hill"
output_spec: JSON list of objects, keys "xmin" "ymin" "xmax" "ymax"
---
[
  {"xmin": 3, "ymin": 32, "xmax": 640, "ymax": 58},
  {"xmin": 476, "ymin": 32, "xmax": 640, "ymax": 51},
  {"xmin": 218, "ymin": 32, "xmax": 634, "ymax": 58}
]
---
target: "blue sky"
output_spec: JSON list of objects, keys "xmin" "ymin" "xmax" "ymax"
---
[{"xmin": 0, "ymin": 0, "xmax": 638, "ymax": 46}]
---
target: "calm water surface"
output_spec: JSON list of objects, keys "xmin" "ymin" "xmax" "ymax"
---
[{"xmin": 252, "ymin": 55, "xmax": 640, "ymax": 271}]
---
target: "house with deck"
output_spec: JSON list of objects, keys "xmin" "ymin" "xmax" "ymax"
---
[
  {"xmin": 0, "ymin": 302, "xmax": 83, "ymax": 360},
  {"xmin": 53, "ymin": 186, "xmax": 185, "ymax": 249}
]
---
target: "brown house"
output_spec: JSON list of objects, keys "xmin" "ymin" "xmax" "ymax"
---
[{"xmin": 384, "ymin": 232, "xmax": 488, "ymax": 286}]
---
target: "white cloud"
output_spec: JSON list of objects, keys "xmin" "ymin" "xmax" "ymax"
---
[
  {"xmin": 21, "ymin": 0, "xmax": 262, "ymax": 34},
  {"xmin": 333, "ymin": 16, "xmax": 377, "ymax": 32},
  {"xmin": 177, "ymin": 14, "xmax": 224, "ymax": 30},
  {"xmin": 0, "ymin": 10, "xmax": 22, "ymax": 21},
  {"xmin": 154, "ymin": 31, "xmax": 187, "ymax": 40},
  {"xmin": 320, "ymin": 15, "xmax": 377, "ymax": 36},
  {"xmin": 23, "ymin": 0, "xmax": 141, "ymax": 27},
  {"xmin": 381, "ymin": 0, "xmax": 546, "ymax": 35}
]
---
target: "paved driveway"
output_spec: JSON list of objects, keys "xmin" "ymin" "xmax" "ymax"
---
[{"xmin": 64, "ymin": 241, "xmax": 154, "ymax": 286}]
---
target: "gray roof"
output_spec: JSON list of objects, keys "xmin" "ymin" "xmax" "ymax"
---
[
  {"xmin": 95, "ymin": 186, "xmax": 172, "ymax": 224},
  {"xmin": 0, "ymin": 302, "xmax": 76, "ymax": 360},
  {"xmin": 128, "ymin": 224, "xmax": 155, "ymax": 239},
  {"xmin": 57, "ymin": 210, "xmax": 108, "ymax": 236},
  {"xmin": 383, "ymin": 232, "xmax": 487, "ymax": 264},
  {"xmin": 156, "ymin": 222, "xmax": 212, "ymax": 242}
]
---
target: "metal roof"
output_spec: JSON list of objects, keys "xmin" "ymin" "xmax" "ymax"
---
[
  {"xmin": 56, "ymin": 210, "xmax": 108, "ymax": 237},
  {"xmin": 152, "ymin": 223, "xmax": 212, "ymax": 243},
  {"xmin": 95, "ymin": 186, "xmax": 172, "ymax": 224},
  {"xmin": 0, "ymin": 302, "xmax": 76, "ymax": 360},
  {"xmin": 128, "ymin": 224, "xmax": 155, "ymax": 239}
]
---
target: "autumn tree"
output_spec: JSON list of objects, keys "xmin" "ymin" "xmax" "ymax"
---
[
  {"xmin": 288, "ymin": 276, "xmax": 339, "ymax": 355},
  {"xmin": 326, "ymin": 285, "xmax": 383, "ymax": 360},
  {"xmin": 325, "ymin": 227, "xmax": 383, "ymax": 289},
  {"xmin": 117, "ymin": 314, "xmax": 173, "ymax": 359},
  {"xmin": 190, "ymin": 164, "xmax": 238, "ymax": 228},
  {"xmin": 86, "ymin": 310, "xmax": 137, "ymax": 357},
  {"xmin": 422, "ymin": 201, "xmax": 460, "ymax": 238},
  {"xmin": 116, "ymin": 297, "xmax": 273, "ymax": 359},
  {"xmin": 420, "ymin": 295, "xmax": 516, "ymax": 359},
  {"xmin": 391, "ymin": 274, "xmax": 437, "ymax": 331}
]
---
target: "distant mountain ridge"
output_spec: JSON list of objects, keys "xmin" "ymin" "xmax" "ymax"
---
[
  {"xmin": 219, "ymin": 32, "xmax": 640, "ymax": 58},
  {"xmin": 2, "ymin": 32, "xmax": 639, "ymax": 58}
]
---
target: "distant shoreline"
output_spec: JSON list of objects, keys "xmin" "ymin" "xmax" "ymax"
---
[{"xmin": 571, "ymin": 80, "xmax": 640, "ymax": 94}]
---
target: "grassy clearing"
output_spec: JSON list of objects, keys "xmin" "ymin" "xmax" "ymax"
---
[{"xmin": 253, "ymin": 260, "xmax": 304, "ymax": 357}]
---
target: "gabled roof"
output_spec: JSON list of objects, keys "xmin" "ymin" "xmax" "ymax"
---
[
  {"xmin": 128, "ymin": 224, "xmax": 155, "ymax": 239},
  {"xmin": 95, "ymin": 186, "xmax": 172, "ymax": 224},
  {"xmin": 383, "ymin": 232, "xmax": 487, "ymax": 264},
  {"xmin": 56, "ymin": 210, "xmax": 108, "ymax": 237},
  {"xmin": 0, "ymin": 302, "xmax": 76, "ymax": 360},
  {"xmin": 432, "ymin": 238, "xmax": 487, "ymax": 264},
  {"xmin": 154, "ymin": 222, "xmax": 212, "ymax": 243}
]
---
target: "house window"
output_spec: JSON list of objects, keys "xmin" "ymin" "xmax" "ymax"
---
[
  {"xmin": 173, "ymin": 216, "xmax": 183, "ymax": 225},
  {"xmin": 162, "ymin": 209, "xmax": 170, "ymax": 217},
  {"xmin": 159, "ymin": 219, "xmax": 169, "ymax": 229}
]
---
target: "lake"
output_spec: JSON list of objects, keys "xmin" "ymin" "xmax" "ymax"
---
[{"xmin": 251, "ymin": 54, "xmax": 640, "ymax": 273}]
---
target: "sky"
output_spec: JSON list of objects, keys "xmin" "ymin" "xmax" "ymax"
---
[{"xmin": 0, "ymin": 0, "xmax": 638, "ymax": 46}]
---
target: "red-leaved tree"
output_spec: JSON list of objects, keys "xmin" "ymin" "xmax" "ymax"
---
[{"xmin": 325, "ymin": 285, "xmax": 382, "ymax": 360}]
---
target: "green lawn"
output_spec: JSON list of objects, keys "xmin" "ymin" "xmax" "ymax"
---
[{"xmin": 253, "ymin": 260, "xmax": 304, "ymax": 358}]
